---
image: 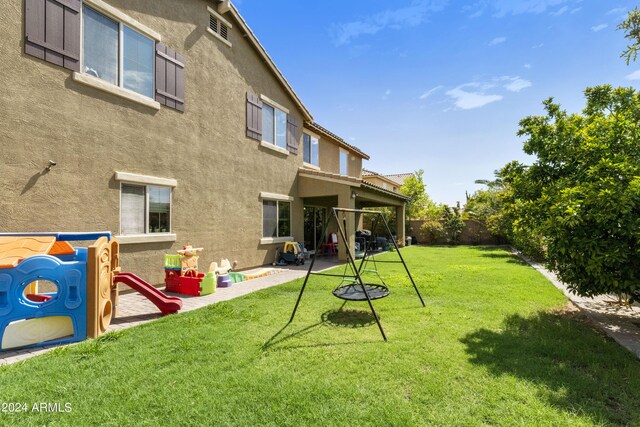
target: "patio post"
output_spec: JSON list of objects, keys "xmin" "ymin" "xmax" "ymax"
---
[
  {"xmin": 337, "ymin": 188, "xmax": 356, "ymax": 261},
  {"xmin": 396, "ymin": 204, "xmax": 406, "ymax": 246}
]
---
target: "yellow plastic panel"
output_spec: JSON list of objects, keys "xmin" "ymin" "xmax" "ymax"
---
[
  {"xmin": 1, "ymin": 316, "xmax": 74, "ymax": 350},
  {"xmin": 0, "ymin": 236, "xmax": 56, "ymax": 269}
]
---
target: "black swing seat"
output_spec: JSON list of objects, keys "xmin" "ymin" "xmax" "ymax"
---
[{"xmin": 332, "ymin": 283, "xmax": 390, "ymax": 301}]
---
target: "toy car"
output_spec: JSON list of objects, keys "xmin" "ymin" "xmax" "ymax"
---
[{"xmin": 276, "ymin": 242, "xmax": 305, "ymax": 265}]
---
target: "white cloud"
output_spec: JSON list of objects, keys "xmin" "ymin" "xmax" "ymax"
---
[
  {"xmin": 382, "ymin": 89, "xmax": 392, "ymax": 100},
  {"xmin": 550, "ymin": 6, "xmax": 568, "ymax": 16},
  {"xmin": 570, "ymin": 7, "xmax": 582, "ymax": 14},
  {"xmin": 606, "ymin": 7, "xmax": 627, "ymax": 15},
  {"xmin": 523, "ymin": 63, "xmax": 532, "ymax": 69},
  {"xmin": 532, "ymin": 43, "xmax": 544, "ymax": 49},
  {"xmin": 491, "ymin": 0, "xmax": 570, "ymax": 17},
  {"xmin": 331, "ymin": 0, "xmax": 448, "ymax": 46},
  {"xmin": 445, "ymin": 83, "xmax": 503, "ymax": 110},
  {"xmin": 501, "ymin": 76, "xmax": 532, "ymax": 92},
  {"xmin": 488, "ymin": 36, "xmax": 506, "ymax": 46},
  {"xmin": 591, "ymin": 23, "xmax": 608, "ymax": 32},
  {"xmin": 626, "ymin": 70, "xmax": 640, "ymax": 81},
  {"xmin": 419, "ymin": 85, "xmax": 444, "ymax": 99}
]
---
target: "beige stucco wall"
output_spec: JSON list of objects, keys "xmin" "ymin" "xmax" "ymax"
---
[
  {"xmin": 310, "ymin": 131, "xmax": 362, "ymax": 178},
  {"xmin": 0, "ymin": 0, "xmax": 308, "ymax": 284}
]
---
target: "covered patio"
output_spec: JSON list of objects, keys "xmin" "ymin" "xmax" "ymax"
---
[{"xmin": 298, "ymin": 169, "xmax": 409, "ymax": 261}]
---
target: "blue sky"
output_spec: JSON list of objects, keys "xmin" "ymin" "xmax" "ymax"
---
[{"xmin": 235, "ymin": 1, "xmax": 637, "ymax": 205}]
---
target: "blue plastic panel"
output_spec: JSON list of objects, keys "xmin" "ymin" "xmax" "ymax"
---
[{"xmin": 0, "ymin": 255, "xmax": 87, "ymax": 351}]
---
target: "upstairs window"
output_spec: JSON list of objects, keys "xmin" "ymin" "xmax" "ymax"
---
[
  {"xmin": 83, "ymin": 5, "xmax": 154, "ymax": 98},
  {"xmin": 303, "ymin": 133, "xmax": 319, "ymax": 166},
  {"xmin": 262, "ymin": 102, "xmax": 287, "ymax": 149},
  {"xmin": 339, "ymin": 150, "xmax": 348, "ymax": 175}
]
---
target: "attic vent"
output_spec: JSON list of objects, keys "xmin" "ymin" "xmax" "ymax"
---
[
  {"xmin": 209, "ymin": 15, "xmax": 218, "ymax": 33},
  {"xmin": 220, "ymin": 22, "xmax": 229, "ymax": 40},
  {"xmin": 207, "ymin": 8, "xmax": 232, "ymax": 47}
]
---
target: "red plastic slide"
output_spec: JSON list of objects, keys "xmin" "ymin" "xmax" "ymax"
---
[{"xmin": 114, "ymin": 272, "xmax": 183, "ymax": 315}]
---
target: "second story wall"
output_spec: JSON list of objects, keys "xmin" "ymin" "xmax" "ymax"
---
[
  {"xmin": 302, "ymin": 124, "xmax": 365, "ymax": 179},
  {"xmin": 0, "ymin": 0, "xmax": 310, "ymax": 271}
]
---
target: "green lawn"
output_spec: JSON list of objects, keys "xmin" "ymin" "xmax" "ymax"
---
[{"xmin": 1, "ymin": 246, "xmax": 639, "ymax": 426}]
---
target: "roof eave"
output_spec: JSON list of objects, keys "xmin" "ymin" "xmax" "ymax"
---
[
  {"xmin": 228, "ymin": 3, "xmax": 313, "ymax": 122},
  {"xmin": 304, "ymin": 122, "xmax": 370, "ymax": 160},
  {"xmin": 361, "ymin": 182, "xmax": 410, "ymax": 201}
]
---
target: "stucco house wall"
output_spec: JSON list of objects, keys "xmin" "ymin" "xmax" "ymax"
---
[{"xmin": 0, "ymin": 0, "xmax": 308, "ymax": 283}]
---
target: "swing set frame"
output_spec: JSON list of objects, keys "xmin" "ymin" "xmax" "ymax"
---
[{"xmin": 289, "ymin": 207, "xmax": 425, "ymax": 341}]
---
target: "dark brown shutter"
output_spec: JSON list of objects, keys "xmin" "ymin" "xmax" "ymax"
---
[
  {"xmin": 24, "ymin": 0, "xmax": 80, "ymax": 71},
  {"xmin": 155, "ymin": 43, "xmax": 185, "ymax": 112},
  {"xmin": 286, "ymin": 115, "xmax": 299, "ymax": 154},
  {"xmin": 246, "ymin": 93, "xmax": 262, "ymax": 140}
]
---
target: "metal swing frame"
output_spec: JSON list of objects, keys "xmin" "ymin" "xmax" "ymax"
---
[{"xmin": 289, "ymin": 207, "xmax": 425, "ymax": 341}]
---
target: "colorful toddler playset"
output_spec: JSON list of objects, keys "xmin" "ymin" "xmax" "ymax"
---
[
  {"xmin": 163, "ymin": 246, "xmax": 245, "ymax": 296},
  {"xmin": 0, "ymin": 232, "xmax": 182, "ymax": 352}
]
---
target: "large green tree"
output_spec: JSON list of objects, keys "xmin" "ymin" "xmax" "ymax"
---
[
  {"xmin": 506, "ymin": 87, "xmax": 640, "ymax": 297},
  {"xmin": 618, "ymin": 6, "xmax": 640, "ymax": 64},
  {"xmin": 400, "ymin": 169, "xmax": 433, "ymax": 220}
]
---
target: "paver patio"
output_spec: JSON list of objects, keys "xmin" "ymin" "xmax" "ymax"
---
[{"xmin": 0, "ymin": 257, "xmax": 341, "ymax": 366}]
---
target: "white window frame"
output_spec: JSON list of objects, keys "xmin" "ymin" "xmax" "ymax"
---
[
  {"xmin": 260, "ymin": 192, "xmax": 294, "ymax": 245},
  {"xmin": 303, "ymin": 131, "xmax": 320, "ymax": 169},
  {"xmin": 73, "ymin": 0, "xmax": 161, "ymax": 109},
  {"xmin": 339, "ymin": 149, "xmax": 348, "ymax": 176},
  {"xmin": 114, "ymin": 172, "xmax": 177, "ymax": 244},
  {"xmin": 260, "ymin": 95, "xmax": 289, "ymax": 155}
]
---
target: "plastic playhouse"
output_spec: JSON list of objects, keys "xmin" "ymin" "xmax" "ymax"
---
[{"xmin": 0, "ymin": 232, "xmax": 182, "ymax": 352}]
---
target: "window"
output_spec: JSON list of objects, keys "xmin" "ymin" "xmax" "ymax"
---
[
  {"xmin": 262, "ymin": 200, "xmax": 291, "ymax": 238},
  {"xmin": 339, "ymin": 150, "xmax": 348, "ymax": 175},
  {"xmin": 262, "ymin": 103, "xmax": 287, "ymax": 149},
  {"xmin": 303, "ymin": 133, "xmax": 319, "ymax": 166},
  {"xmin": 121, "ymin": 184, "xmax": 171, "ymax": 235},
  {"xmin": 83, "ymin": 5, "xmax": 154, "ymax": 98}
]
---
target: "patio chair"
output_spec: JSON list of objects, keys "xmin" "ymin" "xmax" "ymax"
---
[{"xmin": 320, "ymin": 233, "xmax": 338, "ymax": 255}]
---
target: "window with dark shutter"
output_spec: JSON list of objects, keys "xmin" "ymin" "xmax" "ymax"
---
[
  {"xmin": 286, "ymin": 115, "xmax": 299, "ymax": 155},
  {"xmin": 246, "ymin": 93, "xmax": 263, "ymax": 140},
  {"xmin": 155, "ymin": 43, "xmax": 185, "ymax": 112},
  {"xmin": 24, "ymin": 0, "xmax": 81, "ymax": 71}
]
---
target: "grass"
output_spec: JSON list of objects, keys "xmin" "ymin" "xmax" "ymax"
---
[{"xmin": 1, "ymin": 246, "xmax": 639, "ymax": 426}]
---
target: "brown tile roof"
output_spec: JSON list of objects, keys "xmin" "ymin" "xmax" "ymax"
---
[
  {"xmin": 383, "ymin": 173, "xmax": 413, "ymax": 186},
  {"xmin": 361, "ymin": 182, "xmax": 410, "ymax": 201},
  {"xmin": 304, "ymin": 122, "xmax": 370, "ymax": 160}
]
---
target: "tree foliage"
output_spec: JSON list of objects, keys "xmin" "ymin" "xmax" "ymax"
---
[
  {"xmin": 465, "ymin": 172, "xmax": 505, "ymax": 224},
  {"xmin": 400, "ymin": 169, "xmax": 433, "ymax": 220},
  {"xmin": 441, "ymin": 202, "xmax": 464, "ymax": 244},
  {"xmin": 505, "ymin": 86, "xmax": 640, "ymax": 297},
  {"xmin": 618, "ymin": 7, "xmax": 640, "ymax": 65}
]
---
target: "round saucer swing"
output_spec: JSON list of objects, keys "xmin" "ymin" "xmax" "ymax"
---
[{"xmin": 289, "ymin": 208, "xmax": 425, "ymax": 341}]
